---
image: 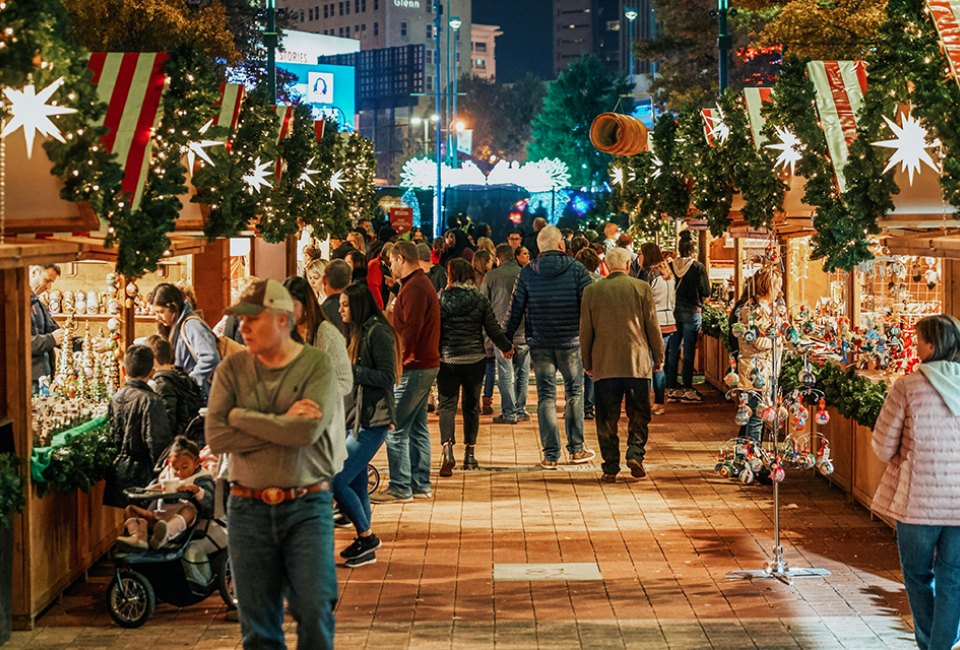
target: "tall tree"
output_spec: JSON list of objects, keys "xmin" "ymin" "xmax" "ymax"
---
[
  {"xmin": 527, "ymin": 55, "xmax": 631, "ymax": 188},
  {"xmin": 457, "ymin": 73, "xmax": 545, "ymax": 166}
]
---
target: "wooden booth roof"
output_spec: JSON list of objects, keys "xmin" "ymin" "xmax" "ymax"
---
[{"xmin": 0, "ymin": 240, "xmax": 87, "ymax": 270}]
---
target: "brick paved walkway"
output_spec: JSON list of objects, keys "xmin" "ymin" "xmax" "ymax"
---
[{"xmin": 8, "ymin": 385, "xmax": 915, "ymax": 649}]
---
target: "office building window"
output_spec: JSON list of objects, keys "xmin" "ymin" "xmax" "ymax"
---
[
  {"xmin": 345, "ymin": 0, "xmax": 350, "ymax": 14},
  {"xmin": 338, "ymin": 27, "xmax": 344, "ymax": 36},
  {"xmin": 400, "ymin": 21, "xmax": 407, "ymax": 37},
  {"xmin": 425, "ymin": 50, "xmax": 432, "ymax": 64},
  {"xmin": 374, "ymin": 0, "xmax": 378, "ymax": 9},
  {"xmin": 355, "ymin": 0, "xmax": 359, "ymax": 12},
  {"xmin": 426, "ymin": 24, "xmax": 432, "ymax": 39},
  {"xmin": 361, "ymin": 0, "xmax": 366, "ymax": 10},
  {"xmin": 345, "ymin": 25, "xmax": 351, "ymax": 36},
  {"xmin": 373, "ymin": 21, "xmax": 379, "ymax": 35},
  {"xmin": 474, "ymin": 42, "xmax": 486, "ymax": 52},
  {"xmin": 339, "ymin": 2, "xmax": 344, "ymax": 15},
  {"xmin": 426, "ymin": 75, "xmax": 433, "ymax": 91}
]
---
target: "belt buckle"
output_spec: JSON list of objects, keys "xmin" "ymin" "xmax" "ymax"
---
[{"xmin": 261, "ymin": 487, "xmax": 286, "ymax": 505}]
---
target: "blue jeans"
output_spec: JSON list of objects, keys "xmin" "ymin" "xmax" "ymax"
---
[
  {"xmin": 495, "ymin": 344, "xmax": 530, "ymax": 420},
  {"xmin": 483, "ymin": 356, "xmax": 495, "ymax": 400},
  {"xmin": 653, "ymin": 332, "xmax": 674, "ymax": 404},
  {"xmin": 228, "ymin": 491, "xmax": 336, "ymax": 650},
  {"xmin": 386, "ymin": 367, "xmax": 438, "ymax": 498},
  {"xmin": 739, "ymin": 393, "xmax": 763, "ymax": 442},
  {"xmin": 666, "ymin": 310, "xmax": 701, "ymax": 389},
  {"xmin": 333, "ymin": 426, "xmax": 388, "ymax": 535},
  {"xmin": 584, "ymin": 373, "xmax": 595, "ymax": 416},
  {"xmin": 897, "ymin": 522, "xmax": 960, "ymax": 650},
  {"xmin": 530, "ymin": 347, "xmax": 585, "ymax": 461}
]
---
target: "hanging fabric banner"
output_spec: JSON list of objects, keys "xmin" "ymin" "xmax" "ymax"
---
[
  {"xmin": 275, "ymin": 105, "xmax": 294, "ymax": 179},
  {"xmin": 743, "ymin": 87, "xmax": 773, "ymax": 150},
  {"xmin": 927, "ymin": 0, "xmax": 960, "ymax": 87},
  {"xmin": 807, "ymin": 60, "xmax": 868, "ymax": 193},
  {"xmin": 701, "ymin": 108, "xmax": 718, "ymax": 146},
  {"xmin": 314, "ymin": 120, "xmax": 326, "ymax": 142},
  {"xmin": 88, "ymin": 52, "xmax": 169, "ymax": 211},
  {"xmin": 214, "ymin": 83, "xmax": 245, "ymax": 134}
]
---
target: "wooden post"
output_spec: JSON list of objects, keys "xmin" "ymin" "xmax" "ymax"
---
[
  {"xmin": 733, "ymin": 238, "xmax": 743, "ymax": 297},
  {"xmin": 193, "ymin": 240, "xmax": 230, "ymax": 326}
]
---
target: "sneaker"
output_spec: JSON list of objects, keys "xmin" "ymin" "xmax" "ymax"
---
[
  {"xmin": 150, "ymin": 521, "xmax": 168, "ymax": 549},
  {"xmin": 516, "ymin": 412, "xmax": 531, "ymax": 422},
  {"xmin": 333, "ymin": 512, "xmax": 353, "ymax": 528},
  {"xmin": 600, "ymin": 473, "xmax": 617, "ymax": 483},
  {"xmin": 570, "ymin": 449, "xmax": 596, "ymax": 464},
  {"xmin": 370, "ymin": 490, "xmax": 413, "ymax": 504},
  {"xmin": 627, "ymin": 459, "xmax": 646, "ymax": 478},
  {"xmin": 680, "ymin": 389, "xmax": 702, "ymax": 402},
  {"xmin": 345, "ymin": 551, "xmax": 377, "ymax": 568},
  {"xmin": 539, "ymin": 458, "xmax": 558, "ymax": 469},
  {"xmin": 584, "ymin": 412, "xmax": 595, "ymax": 420},
  {"xmin": 667, "ymin": 389, "xmax": 683, "ymax": 403},
  {"xmin": 412, "ymin": 491, "xmax": 432, "ymax": 499},
  {"xmin": 492, "ymin": 415, "xmax": 518, "ymax": 425},
  {"xmin": 652, "ymin": 405, "xmax": 665, "ymax": 415},
  {"xmin": 340, "ymin": 534, "xmax": 381, "ymax": 559}
]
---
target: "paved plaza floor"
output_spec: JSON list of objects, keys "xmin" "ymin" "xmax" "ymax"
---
[{"xmin": 8, "ymin": 385, "xmax": 916, "ymax": 649}]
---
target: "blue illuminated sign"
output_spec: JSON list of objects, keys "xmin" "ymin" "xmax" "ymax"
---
[{"xmin": 276, "ymin": 61, "xmax": 356, "ymax": 130}]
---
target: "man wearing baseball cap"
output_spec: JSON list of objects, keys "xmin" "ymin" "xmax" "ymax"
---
[{"xmin": 206, "ymin": 278, "xmax": 344, "ymax": 649}]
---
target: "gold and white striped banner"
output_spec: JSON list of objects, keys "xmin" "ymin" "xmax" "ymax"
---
[
  {"xmin": 743, "ymin": 87, "xmax": 773, "ymax": 150},
  {"xmin": 807, "ymin": 60, "xmax": 868, "ymax": 193}
]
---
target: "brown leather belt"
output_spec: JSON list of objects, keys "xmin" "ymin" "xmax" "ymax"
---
[{"xmin": 230, "ymin": 481, "xmax": 330, "ymax": 506}]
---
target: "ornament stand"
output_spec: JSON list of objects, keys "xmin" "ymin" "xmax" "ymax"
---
[{"xmin": 724, "ymin": 247, "xmax": 832, "ymax": 586}]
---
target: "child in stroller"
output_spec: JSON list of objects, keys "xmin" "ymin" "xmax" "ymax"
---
[{"xmin": 118, "ymin": 436, "xmax": 214, "ymax": 550}]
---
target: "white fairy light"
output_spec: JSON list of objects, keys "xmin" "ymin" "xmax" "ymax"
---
[
  {"xmin": 1, "ymin": 77, "xmax": 77, "ymax": 158},
  {"xmin": 871, "ymin": 109, "xmax": 940, "ymax": 186}
]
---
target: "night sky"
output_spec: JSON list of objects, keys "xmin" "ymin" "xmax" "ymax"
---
[{"xmin": 473, "ymin": 0, "xmax": 553, "ymax": 83}]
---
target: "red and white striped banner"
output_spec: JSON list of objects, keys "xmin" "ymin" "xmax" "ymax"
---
[
  {"xmin": 314, "ymin": 120, "xmax": 325, "ymax": 142},
  {"xmin": 927, "ymin": 0, "xmax": 960, "ymax": 87},
  {"xmin": 275, "ymin": 105, "xmax": 294, "ymax": 179},
  {"xmin": 88, "ymin": 52, "xmax": 169, "ymax": 211},
  {"xmin": 807, "ymin": 60, "xmax": 868, "ymax": 193},
  {"xmin": 702, "ymin": 108, "xmax": 718, "ymax": 145},
  {"xmin": 743, "ymin": 87, "xmax": 773, "ymax": 150},
  {"xmin": 213, "ymin": 83, "xmax": 245, "ymax": 134}
]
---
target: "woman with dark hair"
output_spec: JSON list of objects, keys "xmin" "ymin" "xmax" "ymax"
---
[
  {"xmin": 345, "ymin": 249, "xmax": 368, "ymax": 284},
  {"xmin": 439, "ymin": 229, "xmax": 474, "ymax": 267},
  {"xmin": 667, "ymin": 230, "xmax": 710, "ymax": 402},
  {"xmin": 283, "ymin": 275, "xmax": 352, "ymax": 396},
  {"xmin": 516, "ymin": 246, "xmax": 531, "ymax": 267},
  {"xmin": 333, "ymin": 283, "xmax": 401, "ymax": 568},
  {"xmin": 641, "ymin": 242, "xmax": 674, "ymax": 415},
  {"xmin": 872, "ymin": 314, "xmax": 960, "ymax": 650},
  {"xmin": 472, "ymin": 250, "xmax": 497, "ymax": 416},
  {"xmin": 149, "ymin": 283, "xmax": 220, "ymax": 397},
  {"xmin": 437, "ymin": 258, "xmax": 513, "ymax": 475}
]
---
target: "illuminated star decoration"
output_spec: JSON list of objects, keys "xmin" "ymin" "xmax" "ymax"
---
[
  {"xmin": 1, "ymin": 77, "xmax": 78, "ymax": 158},
  {"xmin": 610, "ymin": 165, "xmax": 624, "ymax": 187},
  {"xmin": 299, "ymin": 157, "xmax": 320, "ymax": 187},
  {"xmin": 242, "ymin": 157, "xmax": 273, "ymax": 194},
  {"xmin": 765, "ymin": 126, "xmax": 805, "ymax": 176},
  {"xmin": 651, "ymin": 155, "xmax": 663, "ymax": 179},
  {"xmin": 184, "ymin": 119, "xmax": 223, "ymax": 176},
  {"xmin": 329, "ymin": 169, "xmax": 345, "ymax": 193},
  {"xmin": 706, "ymin": 107, "xmax": 730, "ymax": 144},
  {"xmin": 872, "ymin": 109, "xmax": 940, "ymax": 186}
]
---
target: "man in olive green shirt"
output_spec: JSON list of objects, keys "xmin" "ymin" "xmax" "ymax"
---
[{"xmin": 206, "ymin": 279, "xmax": 343, "ymax": 650}]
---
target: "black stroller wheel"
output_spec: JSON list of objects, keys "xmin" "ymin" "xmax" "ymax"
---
[
  {"xmin": 215, "ymin": 553, "xmax": 238, "ymax": 610},
  {"xmin": 107, "ymin": 570, "xmax": 155, "ymax": 628},
  {"xmin": 367, "ymin": 464, "xmax": 380, "ymax": 495}
]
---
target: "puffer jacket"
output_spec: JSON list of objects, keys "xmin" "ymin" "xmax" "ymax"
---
[
  {"xmin": 504, "ymin": 251, "xmax": 592, "ymax": 350},
  {"xmin": 152, "ymin": 367, "xmax": 205, "ymax": 438},
  {"xmin": 347, "ymin": 318, "xmax": 398, "ymax": 430},
  {"xmin": 871, "ymin": 365, "xmax": 960, "ymax": 525},
  {"xmin": 104, "ymin": 380, "xmax": 173, "ymax": 507},
  {"xmin": 439, "ymin": 285, "xmax": 512, "ymax": 364}
]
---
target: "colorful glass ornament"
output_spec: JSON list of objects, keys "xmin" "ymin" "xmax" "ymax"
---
[
  {"xmin": 769, "ymin": 463, "xmax": 786, "ymax": 483},
  {"xmin": 735, "ymin": 398, "xmax": 753, "ymax": 426},
  {"xmin": 815, "ymin": 399, "xmax": 830, "ymax": 425}
]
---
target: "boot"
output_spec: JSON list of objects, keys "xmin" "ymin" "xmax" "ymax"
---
[
  {"xmin": 463, "ymin": 445, "xmax": 479, "ymax": 470},
  {"xmin": 439, "ymin": 442, "xmax": 456, "ymax": 477},
  {"xmin": 151, "ymin": 514, "xmax": 187, "ymax": 549},
  {"xmin": 481, "ymin": 397, "xmax": 494, "ymax": 416}
]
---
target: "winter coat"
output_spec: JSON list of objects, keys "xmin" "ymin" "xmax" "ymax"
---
[
  {"xmin": 152, "ymin": 367, "xmax": 205, "ymax": 438},
  {"xmin": 104, "ymin": 379, "xmax": 173, "ymax": 507},
  {"xmin": 670, "ymin": 257, "xmax": 710, "ymax": 313},
  {"xmin": 504, "ymin": 251, "xmax": 592, "ymax": 350},
  {"xmin": 30, "ymin": 294, "xmax": 59, "ymax": 385},
  {"xmin": 171, "ymin": 305, "xmax": 221, "ymax": 397},
  {"xmin": 321, "ymin": 293, "xmax": 349, "ymax": 340},
  {"xmin": 736, "ymin": 300, "xmax": 780, "ymax": 392},
  {"xmin": 871, "ymin": 363, "xmax": 960, "ymax": 526},
  {"xmin": 481, "ymin": 259, "xmax": 525, "ymax": 346},
  {"xmin": 439, "ymin": 285, "xmax": 512, "ymax": 364},
  {"xmin": 426, "ymin": 264, "xmax": 447, "ymax": 294},
  {"xmin": 347, "ymin": 318, "xmax": 398, "ymax": 430},
  {"xmin": 649, "ymin": 273, "xmax": 677, "ymax": 330}
]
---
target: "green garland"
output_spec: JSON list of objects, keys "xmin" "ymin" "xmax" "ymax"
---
[
  {"xmin": 256, "ymin": 102, "xmax": 314, "ymax": 243},
  {"xmin": 33, "ymin": 418, "xmax": 114, "ymax": 497},
  {"xmin": 0, "ymin": 454, "xmax": 25, "ymax": 527},
  {"xmin": 298, "ymin": 118, "xmax": 353, "ymax": 240},
  {"xmin": 702, "ymin": 302, "xmax": 732, "ymax": 345},
  {"xmin": 338, "ymin": 131, "xmax": 378, "ymax": 223}
]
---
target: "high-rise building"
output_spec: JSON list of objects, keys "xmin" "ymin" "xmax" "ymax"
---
[
  {"xmin": 552, "ymin": 0, "xmax": 655, "ymax": 83},
  {"xmin": 470, "ymin": 24, "xmax": 502, "ymax": 81},
  {"xmin": 279, "ymin": 0, "xmax": 473, "ymax": 180}
]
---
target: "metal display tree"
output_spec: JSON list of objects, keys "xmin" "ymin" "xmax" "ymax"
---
[{"xmin": 721, "ymin": 240, "xmax": 833, "ymax": 585}]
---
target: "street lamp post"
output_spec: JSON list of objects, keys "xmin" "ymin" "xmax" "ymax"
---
[
  {"xmin": 449, "ymin": 16, "xmax": 462, "ymax": 167},
  {"xmin": 434, "ymin": 2, "xmax": 444, "ymax": 236},
  {"xmin": 624, "ymin": 8, "xmax": 638, "ymax": 89},
  {"xmin": 444, "ymin": 0, "xmax": 452, "ymax": 168},
  {"xmin": 411, "ymin": 114, "xmax": 440, "ymax": 157},
  {"xmin": 265, "ymin": 0, "xmax": 278, "ymax": 104},
  {"xmin": 713, "ymin": 0, "xmax": 734, "ymax": 92}
]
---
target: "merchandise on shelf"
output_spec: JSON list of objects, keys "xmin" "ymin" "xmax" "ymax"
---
[
  {"xmin": 857, "ymin": 256, "xmax": 942, "ymax": 326},
  {"xmin": 31, "ymin": 396, "xmax": 109, "ymax": 448}
]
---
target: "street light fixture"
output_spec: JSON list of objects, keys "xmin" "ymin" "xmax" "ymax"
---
[
  {"xmin": 265, "ymin": 0, "xmax": 278, "ymax": 104},
  {"xmin": 624, "ymin": 8, "xmax": 638, "ymax": 89},
  {"xmin": 411, "ymin": 114, "xmax": 440, "ymax": 157},
  {"xmin": 449, "ymin": 16, "xmax": 462, "ymax": 168},
  {"xmin": 710, "ymin": 0, "xmax": 736, "ymax": 92}
]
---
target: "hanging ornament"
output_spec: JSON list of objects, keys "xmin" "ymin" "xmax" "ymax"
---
[
  {"xmin": 184, "ymin": 119, "xmax": 223, "ymax": 174},
  {"xmin": 769, "ymin": 462, "xmax": 786, "ymax": 483},
  {"xmin": 735, "ymin": 398, "xmax": 753, "ymax": 426},
  {"xmin": 329, "ymin": 169, "xmax": 345, "ymax": 194},
  {"xmin": 750, "ymin": 366, "xmax": 766, "ymax": 390},
  {"xmin": 765, "ymin": 126, "xmax": 805, "ymax": 176},
  {"xmin": 610, "ymin": 166, "xmax": 624, "ymax": 187},
  {"xmin": 298, "ymin": 156, "xmax": 321, "ymax": 187},
  {"xmin": 815, "ymin": 399, "xmax": 830, "ymax": 426},
  {"xmin": 243, "ymin": 157, "xmax": 273, "ymax": 194},
  {"xmin": 731, "ymin": 322, "xmax": 746, "ymax": 339},
  {"xmin": 871, "ymin": 109, "xmax": 941, "ymax": 186},
  {"xmin": 799, "ymin": 369, "xmax": 817, "ymax": 389},
  {"xmin": 761, "ymin": 404, "xmax": 777, "ymax": 424},
  {"xmin": 0, "ymin": 77, "xmax": 78, "ymax": 158},
  {"xmin": 740, "ymin": 467, "xmax": 755, "ymax": 485}
]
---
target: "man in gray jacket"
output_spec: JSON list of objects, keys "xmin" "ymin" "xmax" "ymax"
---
[
  {"xmin": 481, "ymin": 244, "xmax": 530, "ymax": 424},
  {"xmin": 580, "ymin": 247, "xmax": 664, "ymax": 482}
]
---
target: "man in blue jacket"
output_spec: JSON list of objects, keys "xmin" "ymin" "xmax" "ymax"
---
[{"xmin": 505, "ymin": 226, "xmax": 595, "ymax": 468}]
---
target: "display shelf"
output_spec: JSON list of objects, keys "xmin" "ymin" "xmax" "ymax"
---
[{"xmin": 48, "ymin": 312, "xmax": 154, "ymax": 322}]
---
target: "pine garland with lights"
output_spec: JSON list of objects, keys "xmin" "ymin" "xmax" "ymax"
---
[
  {"xmin": 298, "ymin": 117, "xmax": 351, "ymax": 240},
  {"xmin": 338, "ymin": 131, "xmax": 378, "ymax": 223},
  {"xmin": 677, "ymin": 105, "xmax": 736, "ymax": 237},
  {"xmin": 256, "ymin": 102, "xmax": 313, "ymax": 243}
]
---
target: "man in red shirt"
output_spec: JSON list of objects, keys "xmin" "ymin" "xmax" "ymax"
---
[{"xmin": 371, "ymin": 240, "xmax": 441, "ymax": 502}]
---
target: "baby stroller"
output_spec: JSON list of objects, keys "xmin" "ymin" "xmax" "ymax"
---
[{"xmin": 107, "ymin": 484, "xmax": 236, "ymax": 627}]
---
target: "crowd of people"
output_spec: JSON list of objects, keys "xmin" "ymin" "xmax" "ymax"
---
[{"xmin": 27, "ymin": 214, "xmax": 960, "ymax": 650}]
